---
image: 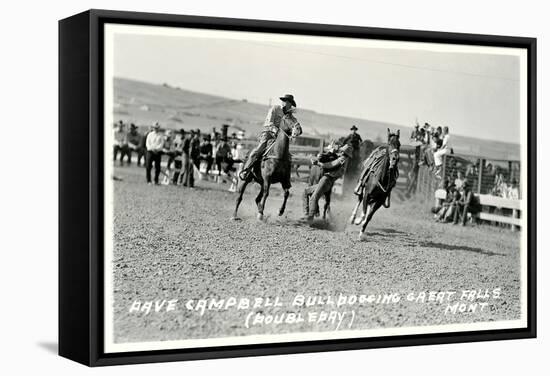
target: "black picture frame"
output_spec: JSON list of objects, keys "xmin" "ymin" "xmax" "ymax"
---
[{"xmin": 59, "ymin": 9, "xmax": 537, "ymax": 367}]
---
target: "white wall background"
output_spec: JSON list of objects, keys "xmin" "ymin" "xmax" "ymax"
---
[{"xmin": 0, "ymin": 0, "xmax": 546, "ymax": 374}]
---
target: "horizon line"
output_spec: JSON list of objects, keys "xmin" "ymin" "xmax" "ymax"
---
[{"xmin": 113, "ymin": 76, "xmax": 520, "ymax": 147}]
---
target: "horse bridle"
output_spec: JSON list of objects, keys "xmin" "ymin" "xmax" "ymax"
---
[
  {"xmin": 377, "ymin": 147, "xmax": 399, "ymax": 193},
  {"xmin": 262, "ymin": 126, "xmax": 294, "ymax": 158}
]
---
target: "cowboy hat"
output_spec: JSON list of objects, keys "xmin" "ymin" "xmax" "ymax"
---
[
  {"xmin": 350, "ymin": 125, "xmax": 358, "ymax": 131},
  {"xmin": 279, "ymin": 94, "xmax": 297, "ymax": 107},
  {"xmin": 152, "ymin": 122, "xmax": 160, "ymax": 129}
]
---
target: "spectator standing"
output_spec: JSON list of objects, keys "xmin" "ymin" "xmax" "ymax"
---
[
  {"xmin": 199, "ymin": 135, "xmax": 214, "ymax": 175},
  {"xmin": 181, "ymin": 131, "xmax": 193, "ymax": 187},
  {"xmin": 171, "ymin": 130, "xmax": 185, "ymax": 185},
  {"xmin": 453, "ymin": 180, "xmax": 481, "ymax": 225},
  {"xmin": 181, "ymin": 129, "xmax": 201, "ymax": 187},
  {"xmin": 145, "ymin": 122, "xmax": 165, "ymax": 185},
  {"xmin": 190, "ymin": 129, "xmax": 201, "ymax": 172},
  {"xmin": 215, "ymin": 137, "xmax": 234, "ymax": 181},
  {"xmin": 163, "ymin": 130, "xmax": 176, "ymax": 170},
  {"xmin": 137, "ymin": 126, "xmax": 151, "ymax": 167}
]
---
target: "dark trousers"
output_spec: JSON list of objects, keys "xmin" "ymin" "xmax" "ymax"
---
[
  {"xmin": 199, "ymin": 156, "xmax": 213, "ymax": 174},
  {"xmin": 172, "ymin": 159, "xmax": 183, "ymax": 184},
  {"xmin": 113, "ymin": 145, "xmax": 129, "ymax": 165},
  {"xmin": 215, "ymin": 156, "xmax": 234, "ymax": 174},
  {"xmin": 136, "ymin": 148, "xmax": 146, "ymax": 166},
  {"xmin": 145, "ymin": 151, "xmax": 162, "ymax": 184},
  {"xmin": 303, "ymin": 176, "xmax": 334, "ymax": 217},
  {"xmin": 165, "ymin": 152, "xmax": 176, "ymax": 170},
  {"xmin": 181, "ymin": 153, "xmax": 194, "ymax": 187},
  {"xmin": 453, "ymin": 192, "xmax": 478, "ymax": 225}
]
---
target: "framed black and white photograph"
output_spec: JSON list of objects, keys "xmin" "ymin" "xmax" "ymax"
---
[{"xmin": 59, "ymin": 9, "xmax": 536, "ymax": 366}]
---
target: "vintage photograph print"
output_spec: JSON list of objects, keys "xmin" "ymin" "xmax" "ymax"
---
[{"xmin": 102, "ymin": 22, "xmax": 531, "ymax": 354}]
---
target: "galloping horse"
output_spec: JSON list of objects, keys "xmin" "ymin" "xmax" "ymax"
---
[
  {"xmin": 349, "ymin": 129, "xmax": 401, "ymax": 239},
  {"xmin": 232, "ymin": 121, "xmax": 302, "ymax": 220}
]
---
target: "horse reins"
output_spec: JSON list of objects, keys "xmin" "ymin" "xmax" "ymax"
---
[
  {"xmin": 377, "ymin": 148, "xmax": 399, "ymax": 193},
  {"xmin": 262, "ymin": 127, "xmax": 293, "ymax": 157}
]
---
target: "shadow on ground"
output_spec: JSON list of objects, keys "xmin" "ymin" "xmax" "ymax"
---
[
  {"xmin": 419, "ymin": 241, "xmax": 505, "ymax": 256},
  {"xmin": 37, "ymin": 342, "xmax": 58, "ymax": 354}
]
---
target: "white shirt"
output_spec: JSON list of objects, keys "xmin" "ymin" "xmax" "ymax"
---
[
  {"xmin": 441, "ymin": 134, "xmax": 451, "ymax": 150},
  {"xmin": 146, "ymin": 131, "xmax": 165, "ymax": 152}
]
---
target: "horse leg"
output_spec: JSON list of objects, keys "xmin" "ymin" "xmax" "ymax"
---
[
  {"xmin": 232, "ymin": 179, "xmax": 250, "ymax": 220},
  {"xmin": 349, "ymin": 189, "xmax": 363, "ymax": 224},
  {"xmin": 354, "ymin": 192, "xmax": 370, "ymax": 225},
  {"xmin": 258, "ymin": 181, "xmax": 271, "ymax": 220},
  {"xmin": 255, "ymin": 183, "xmax": 264, "ymax": 212},
  {"xmin": 359, "ymin": 201, "xmax": 382, "ymax": 239},
  {"xmin": 278, "ymin": 187, "xmax": 290, "ymax": 216},
  {"xmin": 355, "ymin": 190, "xmax": 373, "ymax": 225}
]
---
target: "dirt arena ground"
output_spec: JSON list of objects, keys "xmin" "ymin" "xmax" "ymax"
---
[{"xmin": 110, "ymin": 166, "xmax": 522, "ymax": 344}]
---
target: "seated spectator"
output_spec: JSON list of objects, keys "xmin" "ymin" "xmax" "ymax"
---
[
  {"xmin": 453, "ymin": 180, "xmax": 482, "ymax": 225},
  {"xmin": 419, "ymin": 124, "xmax": 436, "ymax": 167},
  {"xmin": 454, "ymin": 170, "xmax": 465, "ymax": 191},
  {"xmin": 433, "ymin": 126, "xmax": 451, "ymax": 177},
  {"xmin": 434, "ymin": 184, "xmax": 460, "ymax": 222}
]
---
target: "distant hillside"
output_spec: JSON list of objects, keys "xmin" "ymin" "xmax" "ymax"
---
[{"xmin": 113, "ymin": 77, "xmax": 520, "ymax": 160}]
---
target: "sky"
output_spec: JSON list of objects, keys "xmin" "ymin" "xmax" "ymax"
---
[{"xmin": 112, "ymin": 29, "xmax": 522, "ymax": 144}]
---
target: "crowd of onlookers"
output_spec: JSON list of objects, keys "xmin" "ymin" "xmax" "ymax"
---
[
  {"xmin": 112, "ymin": 120, "xmax": 246, "ymax": 190},
  {"xmin": 431, "ymin": 165, "xmax": 520, "ymax": 226},
  {"xmin": 432, "ymin": 173, "xmax": 481, "ymax": 225},
  {"xmin": 410, "ymin": 121, "xmax": 452, "ymax": 178},
  {"xmin": 407, "ymin": 120, "xmax": 521, "ymax": 226}
]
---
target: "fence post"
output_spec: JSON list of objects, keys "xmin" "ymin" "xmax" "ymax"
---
[
  {"xmin": 511, "ymin": 209, "xmax": 519, "ymax": 232},
  {"xmin": 477, "ymin": 158, "xmax": 485, "ymax": 194}
]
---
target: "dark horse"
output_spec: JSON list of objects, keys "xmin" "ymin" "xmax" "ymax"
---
[
  {"xmin": 232, "ymin": 121, "xmax": 302, "ymax": 220},
  {"xmin": 349, "ymin": 129, "xmax": 401, "ymax": 239}
]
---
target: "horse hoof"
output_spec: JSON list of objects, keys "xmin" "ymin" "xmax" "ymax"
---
[
  {"xmin": 257, "ymin": 213, "xmax": 264, "ymax": 221},
  {"xmin": 354, "ymin": 216, "xmax": 364, "ymax": 226},
  {"xmin": 358, "ymin": 232, "xmax": 367, "ymax": 241},
  {"xmin": 230, "ymin": 216, "xmax": 241, "ymax": 221},
  {"xmin": 278, "ymin": 210, "xmax": 284, "ymax": 217}
]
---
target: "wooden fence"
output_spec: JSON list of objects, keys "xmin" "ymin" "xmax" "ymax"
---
[{"xmin": 435, "ymin": 188, "xmax": 521, "ymax": 229}]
